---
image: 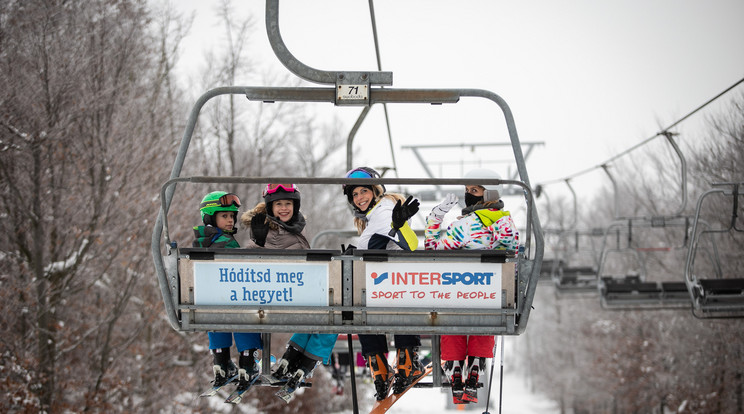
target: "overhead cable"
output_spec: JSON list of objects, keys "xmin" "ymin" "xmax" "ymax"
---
[
  {"xmin": 368, "ymin": 0, "xmax": 399, "ymax": 178},
  {"xmin": 538, "ymin": 76, "xmax": 744, "ymax": 186}
]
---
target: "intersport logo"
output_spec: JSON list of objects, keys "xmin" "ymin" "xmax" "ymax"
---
[
  {"xmin": 371, "ymin": 272, "xmax": 389, "ymax": 285},
  {"xmin": 369, "ymin": 269, "xmax": 494, "ymax": 286}
]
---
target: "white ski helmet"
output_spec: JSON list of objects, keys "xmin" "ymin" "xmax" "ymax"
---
[{"xmin": 464, "ymin": 168, "xmax": 502, "ymax": 201}]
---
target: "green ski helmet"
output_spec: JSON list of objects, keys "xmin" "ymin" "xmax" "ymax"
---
[{"xmin": 199, "ymin": 191, "xmax": 241, "ymax": 227}]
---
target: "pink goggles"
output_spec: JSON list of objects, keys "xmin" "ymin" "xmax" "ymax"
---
[{"xmin": 263, "ymin": 183, "xmax": 297, "ymax": 197}]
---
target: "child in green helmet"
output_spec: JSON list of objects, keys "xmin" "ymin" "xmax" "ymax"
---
[
  {"xmin": 193, "ymin": 191, "xmax": 263, "ymax": 391},
  {"xmin": 193, "ymin": 191, "xmax": 241, "ymax": 248}
]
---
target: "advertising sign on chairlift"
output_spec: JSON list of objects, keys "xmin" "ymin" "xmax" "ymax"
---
[
  {"xmin": 365, "ymin": 262, "xmax": 502, "ymax": 308},
  {"xmin": 192, "ymin": 261, "xmax": 329, "ymax": 306}
]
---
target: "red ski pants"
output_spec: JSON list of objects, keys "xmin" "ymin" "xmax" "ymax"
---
[{"xmin": 441, "ymin": 335, "xmax": 495, "ymax": 361}]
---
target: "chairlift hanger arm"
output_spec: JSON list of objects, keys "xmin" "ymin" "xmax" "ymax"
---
[
  {"xmin": 265, "ymin": 0, "xmax": 392, "ymax": 87},
  {"xmin": 606, "ymin": 132, "xmax": 688, "ymax": 221}
]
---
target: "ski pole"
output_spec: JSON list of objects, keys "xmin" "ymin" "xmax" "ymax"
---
[
  {"xmin": 482, "ymin": 336, "xmax": 499, "ymax": 414},
  {"xmin": 498, "ymin": 336, "xmax": 505, "ymax": 414}
]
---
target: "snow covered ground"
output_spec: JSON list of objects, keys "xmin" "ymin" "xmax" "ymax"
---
[
  {"xmin": 340, "ymin": 337, "xmax": 559, "ymax": 414},
  {"xmin": 363, "ymin": 366, "xmax": 559, "ymax": 414}
]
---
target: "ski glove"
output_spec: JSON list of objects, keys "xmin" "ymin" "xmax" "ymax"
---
[
  {"xmin": 432, "ymin": 193, "xmax": 459, "ymax": 219},
  {"xmin": 389, "ymin": 196, "xmax": 420, "ymax": 236},
  {"xmin": 250, "ymin": 213, "xmax": 269, "ymax": 247}
]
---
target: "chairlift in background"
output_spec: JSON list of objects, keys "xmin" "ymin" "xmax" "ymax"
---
[
  {"xmin": 552, "ymin": 228, "xmax": 604, "ymax": 294},
  {"xmin": 596, "ymin": 218, "xmax": 692, "ymax": 310},
  {"xmin": 539, "ymin": 180, "xmax": 602, "ymax": 293},
  {"xmin": 685, "ymin": 182, "xmax": 744, "ymax": 318},
  {"xmin": 594, "ymin": 131, "xmax": 696, "ymax": 310}
]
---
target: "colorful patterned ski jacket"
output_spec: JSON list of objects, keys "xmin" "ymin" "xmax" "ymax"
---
[{"xmin": 424, "ymin": 207, "xmax": 519, "ymax": 251}]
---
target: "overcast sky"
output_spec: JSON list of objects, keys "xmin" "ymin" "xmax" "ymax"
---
[{"xmin": 173, "ymin": 0, "xmax": 744, "ymax": 200}]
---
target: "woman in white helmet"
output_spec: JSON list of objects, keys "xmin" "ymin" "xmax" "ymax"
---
[{"xmin": 424, "ymin": 168, "xmax": 519, "ymax": 404}]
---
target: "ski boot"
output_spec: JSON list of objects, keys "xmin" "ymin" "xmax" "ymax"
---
[
  {"xmin": 444, "ymin": 360, "xmax": 466, "ymax": 404},
  {"xmin": 270, "ymin": 345, "xmax": 302, "ymax": 381},
  {"xmin": 365, "ymin": 352, "xmax": 394, "ymax": 401},
  {"xmin": 462, "ymin": 356, "xmax": 485, "ymax": 403},
  {"xmin": 236, "ymin": 348, "xmax": 259, "ymax": 390},
  {"xmin": 212, "ymin": 347, "xmax": 238, "ymax": 387},
  {"xmin": 276, "ymin": 354, "xmax": 317, "ymax": 403},
  {"xmin": 392, "ymin": 347, "xmax": 425, "ymax": 395}
]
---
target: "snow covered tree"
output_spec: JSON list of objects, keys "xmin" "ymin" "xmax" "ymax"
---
[{"xmin": 0, "ymin": 0, "xmax": 188, "ymax": 411}]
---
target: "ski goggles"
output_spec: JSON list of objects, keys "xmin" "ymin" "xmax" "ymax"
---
[
  {"xmin": 200, "ymin": 193, "xmax": 241, "ymax": 210},
  {"xmin": 218, "ymin": 193, "xmax": 241, "ymax": 207},
  {"xmin": 263, "ymin": 183, "xmax": 298, "ymax": 197}
]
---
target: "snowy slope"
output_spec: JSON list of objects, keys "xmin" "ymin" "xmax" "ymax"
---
[
  {"xmin": 339, "ymin": 337, "xmax": 559, "ymax": 414},
  {"xmin": 364, "ymin": 364, "xmax": 559, "ymax": 414}
]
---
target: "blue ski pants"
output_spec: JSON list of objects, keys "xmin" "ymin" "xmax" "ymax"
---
[
  {"xmin": 208, "ymin": 332, "xmax": 263, "ymax": 352},
  {"xmin": 289, "ymin": 333, "xmax": 338, "ymax": 364}
]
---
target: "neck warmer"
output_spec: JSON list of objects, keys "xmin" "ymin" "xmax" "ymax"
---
[
  {"xmin": 268, "ymin": 211, "xmax": 307, "ymax": 235},
  {"xmin": 464, "ymin": 192, "xmax": 483, "ymax": 208},
  {"xmin": 461, "ymin": 199, "xmax": 505, "ymax": 215}
]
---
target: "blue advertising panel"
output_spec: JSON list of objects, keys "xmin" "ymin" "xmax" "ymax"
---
[{"xmin": 193, "ymin": 261, "xmax": 329, "ymax": 306}]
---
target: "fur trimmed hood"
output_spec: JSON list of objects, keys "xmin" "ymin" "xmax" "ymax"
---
[{"xmin": 240, "ymin": 202, "xmax": 309, "ymax": 250}]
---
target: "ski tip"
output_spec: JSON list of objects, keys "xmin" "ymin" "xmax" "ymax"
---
[
  {"xmin": 225, "ymin": 395, "xmax": 241, "ymax": 404},
  {"xmin": 275, "ymin": 389, "xmax": 293, "ymax": 404},
  {"xmin": 260, "ymin": 374, "xmax": 284, "ymax": 385}
]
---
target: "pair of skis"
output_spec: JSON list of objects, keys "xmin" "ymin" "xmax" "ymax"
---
[
  {"xmin": 450, "ymin": 369, "xmax": 482, "ymax": 405},
  {"xmin": 369, "ymin": 363, "xmax": 434, "ymax": 414},
  {"xmin": 225, "ymin": 373, "xmax": 262, "ymax": 404},
  {"xmin": 198, "ymin": 373, "xmax": 261, "ymax": 404},
  {"xmin": 261, "ymin": 372, "xmax": 312, "ymax": 403},
  {"xmin": 199, "ymin": 374, "xmax": 311, "ymax": 404},
  {"xmin": 200, "ymin": 355, "xmax": 287, "ymax": 405}
]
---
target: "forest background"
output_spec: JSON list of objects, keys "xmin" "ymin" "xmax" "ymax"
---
[{"xmin": 1, "ymin": 1, "xmax": 742, "ymax": 413}]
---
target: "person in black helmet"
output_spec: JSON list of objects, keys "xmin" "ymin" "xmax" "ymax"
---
[
  {"xmin": 242, "ymin": 183, "xmax": 336, "ymax": 402},
  {"xmin": 241, "ymin": 183, "xmax": 309, "ymax": 249},
  {"xmin": 342, "ymin": 167, "xmax": 425, "ymax": 401}
]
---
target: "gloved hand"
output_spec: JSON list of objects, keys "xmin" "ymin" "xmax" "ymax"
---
[
  {"xmin": 391, "ymin": 196, "xmax": 420, "ymax": 231},
  {"xmin": 432, "ymin": 193, "xmax": 459, "ymax": 219},
  {"xmin": 250, "ymin": 213, "xmax": 269, "ymax": 247}
]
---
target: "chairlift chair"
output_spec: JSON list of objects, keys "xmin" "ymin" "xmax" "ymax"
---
[
  {"xmin": 149, "ymin": 4, "xmax": 547, "ymax": 399},
  {"xmin": 596, "ymin": 218, "xmax": 693, "ymax": 310},
  {"xmin": 551, "ymin": 228, "xmax": 605, "ymax": 294},
  {"xmin": 684, "ymin": 182, "xmax": 744, "ymax": 318}
]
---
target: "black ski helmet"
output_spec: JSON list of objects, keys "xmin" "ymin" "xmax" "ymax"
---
[{"xmin": 263, "ymin": 183, "xmax": 301, "ymax": 218}]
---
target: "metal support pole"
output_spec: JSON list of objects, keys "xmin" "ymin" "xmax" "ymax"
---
[{"xmin": 348, "ymin": 335, "xmax": 359, "ymax": 414}]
